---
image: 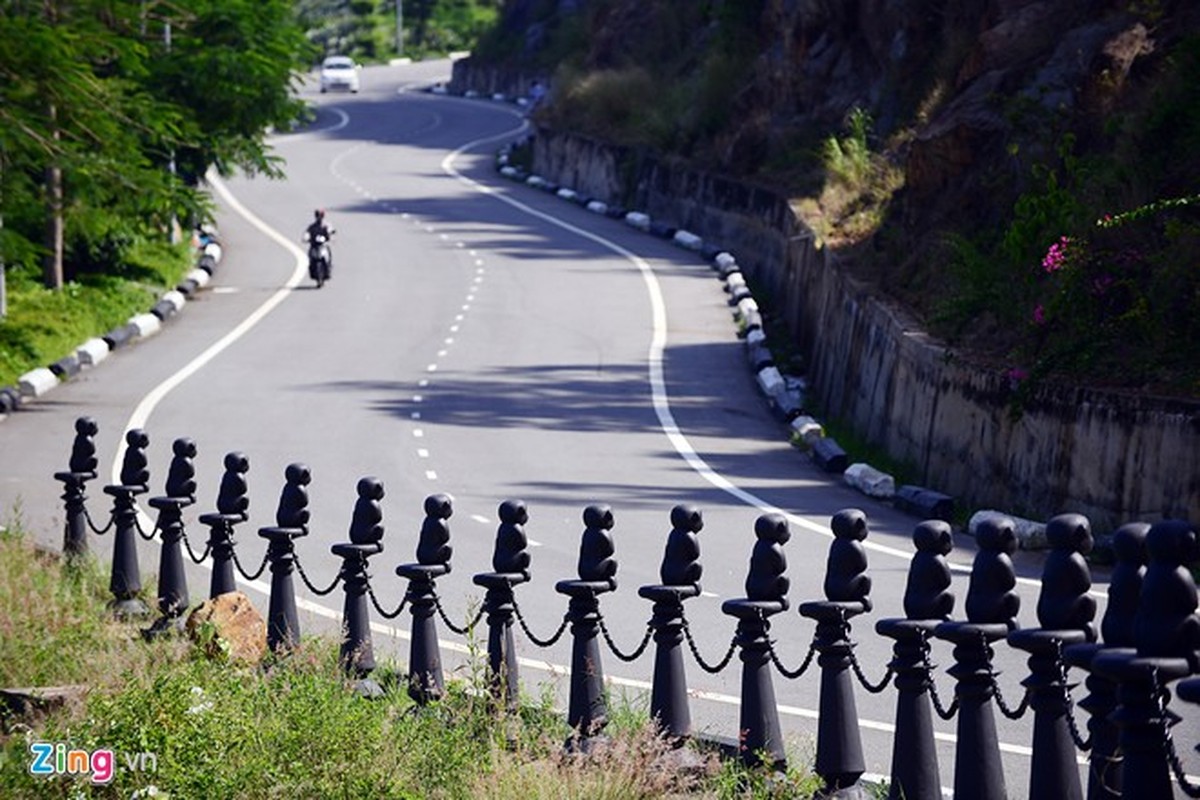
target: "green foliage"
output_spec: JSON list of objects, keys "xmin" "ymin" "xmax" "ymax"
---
[
  {"xmin": 821, "ymin": 108, "xmax": 873, "ymax": 188},
  {"xmin": 0, "ymin": 524, "xmax": 835, "ymax": 798},
  {"xmin": 299, "ymin": 0, "xmax": 501, "ymax": 62},
  {"xmin": 0, "ymin": 239, "xmax": 192, "ymax": 387}
]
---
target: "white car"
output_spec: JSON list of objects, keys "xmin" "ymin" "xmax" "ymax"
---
[{"xmin": 319, "ymin": 56, "xmax": 360, "ymax": 93}]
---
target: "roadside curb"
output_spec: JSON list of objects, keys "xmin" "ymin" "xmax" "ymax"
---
[{"xmin": 1, "ymin": 227, "xmax": 223, "ymax": 422}]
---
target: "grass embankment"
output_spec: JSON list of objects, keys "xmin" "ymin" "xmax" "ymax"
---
[
  {"xmin": 0, "ymin": 240, "xmax": 194, "ymax": 389},
  {"xmin": 0, "ymin": 522, "xmax": 831, "ymax": 799}
]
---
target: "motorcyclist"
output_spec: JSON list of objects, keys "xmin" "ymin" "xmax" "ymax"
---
[{"xmin": 303, "ymin": 209, "xmax": 334, "ymax": 280}]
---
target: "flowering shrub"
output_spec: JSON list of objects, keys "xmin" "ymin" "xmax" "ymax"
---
[{"xmin": 1015, "ymin": 194, "xmax": 1200, "ymax": 392}]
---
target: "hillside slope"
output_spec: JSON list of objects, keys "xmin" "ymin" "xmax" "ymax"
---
[{"xmin": 468, "ymin": 0, "xmax": 1200, "ymax": 396}]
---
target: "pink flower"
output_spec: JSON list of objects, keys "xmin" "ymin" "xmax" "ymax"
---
[
  {"xmin": 1032, "ymin": 304, "xmax": 1046, "ymax": 325},
  {"xmin": 1041, "ymin": 236, "xmax": 1071, "ymax": 273}
]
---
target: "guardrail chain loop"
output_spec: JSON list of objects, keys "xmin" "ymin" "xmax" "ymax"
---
[
  {"xmin": 984, "ymin": 633, "xmax": 1030, "ymax": 720},
  {"xmin": 179, "ymin": 528, "xmax": 212, "ymax": 565},
  {"xmin": 512, "ymin": 598, "xmax": 569, "ymax": 647},
  {"xmin": 918, "ymin": 628, "xmax": 958, "ymax": 720},
  {"xmin": 294, "ymin": 553, "xmax": 342, "ymax": 596},
  {"xmin": 1053, "ymin": 638, "xmax": 1092, "ymax": 751},
  {"xmin": 231, "ymin": 544, "xmax": 270, "ymax": 582},
  {"xmin": 1157, "ymin": 669, "xmax": 1200, "ymax": 798},
  {"xmin": 433, "ymin": 594, "xmax": 484, "ymax": 635},
  {"xmin": 365, "ymin": 575, "xmax": 408, "ymax": 619},
  {"xmin": 83, "ymin": 507, "xmax": 114, "ymax": 535},
  {"xmin": 679, "ymin": 610, "xmax": 737, "ymax": 674},
  {"xmin": 597, "ymin": 614, "xmax": 653, "ymax": 662}
]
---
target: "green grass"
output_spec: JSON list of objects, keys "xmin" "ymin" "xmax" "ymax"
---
[
  {"xmin": 0, "ymin": 239, "xmax": 193, "ymax": 388},
  {"xmin": 0, "ymin": 523, "xmax": 832, "ymax": 799}
]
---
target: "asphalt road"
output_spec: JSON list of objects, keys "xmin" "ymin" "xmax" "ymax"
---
[{"xmin": 2, "ymin": 59, "xmax": 1196, "ymax": 797}]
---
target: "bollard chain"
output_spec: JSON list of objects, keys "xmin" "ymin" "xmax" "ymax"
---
[
  {"xmin": 512, "ymin": 598, "xmax": 569, "ymax": 647},
  {"xmin": 1053, "ymin": 638, "xmax": 1092, "ymax": 751},
  {"xmin": 1156, "ymin": 669, "xmax": 1200, "ymax": 798},
  {"xmin": 680, "ymin": 611, "xmax": 737, "ymax": 674},
  {"xmin": 433, "ymin": 594, "xmax": 484, "ymax": 636},
  {"xmin": 918, "ymin": 628, "xmax": 959, "ymax": 720},
  {"xmin": 179, "ymin": 528, "xmax": 212, "ymax": 565},
  {"xmin": 82, "ymin": 506, "xmax": 114, "ymax": 535},
  {"xmin": 133, "ymin": 514, "xmax": 160, "ymax": 542},
  {"xmin": 294, "ymin": 553, "xmax": 342, "ymax": 596},
  {"xmin": 597, "ymin": 614, "xmax": 653, "ymax": 662},
  {"xmin": 837, "ymin": 607, "xmax": 893, "ymax": 693},
  {"xmin": 848, "ymin": 647, "xmax": 894, "ymax": 693},
  {"xmin": 767, "ymin": 635, "xmax": 818, "ymax": 680},
  {"xmin": 365, "ymin": 574, "xmax": 408, "ymax": 619},
  {"xmin": 983, "ymin": 634, "xmax": 1030, "ymax": 719},
  {"xmin": 231, "ymin": 544, "xmax": 270, "ymax": 582}
]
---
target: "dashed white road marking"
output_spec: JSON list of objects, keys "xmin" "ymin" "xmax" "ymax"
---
[
  {"xmin": 471, "ymin": 514, "xmax": 490, "ymax": 524},
  {"xmin": 417, "ymin": 449, "xmax": 430, "ymax": 458},
  {"xmin": 425, "ymin": 470, "xmax": 438, "ymax": 480},
  {"xmin": 412, "ymin": 429, "xmax": 425, "ymax": 438}
]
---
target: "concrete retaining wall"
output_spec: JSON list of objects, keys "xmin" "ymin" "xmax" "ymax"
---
[{"xmin": 531, "ymin": 127, "xmax": 1200, "ymax": 531}]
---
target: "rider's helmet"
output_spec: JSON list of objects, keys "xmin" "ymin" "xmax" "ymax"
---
[{"xmin": 314, "ymin": 208, "xmax": 325, "ymax": 221}]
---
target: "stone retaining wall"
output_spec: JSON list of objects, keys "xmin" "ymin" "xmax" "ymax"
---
[{"xmin": 531, "ymin": 127, "xmax": 1200, "ymax": 531}]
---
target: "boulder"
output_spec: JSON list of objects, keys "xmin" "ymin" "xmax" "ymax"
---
[{"xmin": 186, "ymin": 592, "xmax": 267, "ymax": 665}]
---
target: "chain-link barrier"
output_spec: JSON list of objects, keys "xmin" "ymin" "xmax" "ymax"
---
[
  {"xmin": 679, "ymin": 612, "xmax": 737, "ymax": 674},
  {"xmin": 984, "ymin": 634, "xmax": 1030, "ymax": 720},
  {"xmin": 294, "ymin": 554, "xmax": 342, "ymax": 596},
  {"xmin": 512, "ymin": 598, "xmax": 570, "ymax": 647},
  {"xmin": 918, "ymin": 628, "xmax": 959, "ymax": 720},
  {"xmin": 433, "ymin": 595, "xmax": 484, "ymax": 636},
  {"xmin": 1053, "ymin": 638, "xmax": 1092, "ymax": 751},
  {"xmin": 231, "ymin": 545, "xmax": 270, "ymax": 582},
  {"xmin": 179, "ymin": 528, "xmax": 212, "ymax": 565},
  {"xmin": 1157, "ymin": 669, "xmax": 1200, "ymax": 798},
  {"xmin": 365, "ymin": 575, "xmax": 408, "ymax": 619},
  {"xmin": 597, "ymin": 615, "xmax": 653, "ymax": 662},
  {"xmin": 82, "ymin": 507, "xmax": 114, "ymax": 535}
]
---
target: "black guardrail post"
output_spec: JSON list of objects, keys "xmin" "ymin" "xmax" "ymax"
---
[
  {"xmin": 1007, "ymin": 513, "xmax": 1098, "ymax": 800},
  {"xmin": 199, "ymin": 452, "xmax": 250, "ymax": 598},
  {"xmin": 721, "ymin": 513, "xmax": 791, "ymax": 770},
  {"xmin": 103, "ymin": 429, "xmax": 152, "ymax": 618},
  {"xmin": 258, "ymin": 463, "xmax": 311, "ymax": 654},
  {"xmin": 555, "ymin": 504, "xmax": 618, "ymax": 753},
  {"xmin": 144, "ymin": 437, "xmax": 198, "ymax": 638},
  {"xmin": 331, "ymin": 476, "xmax": 385, "ymax": 697},
  {"xmin": 638, "ymin": 504, "xmax": 704, "ymax": 742},
  {"xmin": 876, "ymin": 520, "xmax": 956, "ymax": 800},
  {"xmin": 54, "ymin": 416, "xmax": 99, "ymax": 560},
  {"xmin": 473, "ymin": 499, "xmax": 532, "ymax": 713},
  {"xmin": 396, "ymin": 494, "xmax": 454, "ymax": 704},
  {"xmin": 934, "ymin": 515, "xmax": 1020, "ymax": 800},
  {"xmin": 1063, "ymin": 522, "xmax": 1148, "ymax": 800},
  {"xmin": 1093, "ymin": 519, "xmax": 1199, "ymax": 799},
  {"xmin": 799, "ymin": 509, "xmax": 874, "ymax": 798}
]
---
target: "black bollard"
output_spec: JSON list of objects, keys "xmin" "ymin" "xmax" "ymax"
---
[
  {"xmin": 143, "ymin": 438, "xmax": 198, "ymax": 638},
  {"xmin": 555, "ymin": 504, "xmax": 618, "ymax": 752},
  {"xmin": 331, "ymin": 477, "xmax": 385, "ymax": 697},
  {"xmin": 721, "ymin": 513, "xmax": 791, "ymax": 770},
  {"xmin": 876, "ymin": 520, "xmax": 956, "ymax": 800},
  {"xmin": 54, "ymin": 416, "xmax": 99, "ymax": 560},
  {"xmin": 473, "ymin": 500, "xmax": 532, "ymax": 713},
  {"xmin": 934, "ymin": 515, "xmax": 1020, "ymax": 800},
  {"xmin": 103, "ymin": 429, "xmax": 152, "ymax": 618},
  {"xmin": 198, "ymin": 452, "xmax": 250, "ymax": 598},
  {"xmin": 799, "ymin": 509, "xmax": 873, "ymax": 798},
  {"xmin": 638, "ymin": 504, "xmax": 704, "ymax": 742},
  {"xmin": 1007, "ymin": 514, "xmax": 1098, "ymax": 800},
  {"xmin": 396, "ymin": 494, "xmax": 453, "ymax": 704},
  {"xmin": 258, "ymin": 463, "xmax": 311, "ymax": 654},
  {"xmin": 1063, "ymin": 522, "xmax": 1149, "ymax": 800},
  {"xmin": 1093, "ymin": 519, "xmax": 1200, "ymax": 800}
]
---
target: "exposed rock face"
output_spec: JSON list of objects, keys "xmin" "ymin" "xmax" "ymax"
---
[{"xmin": 186, "ymin": 592, "xmax": 267, "ymax": 665}]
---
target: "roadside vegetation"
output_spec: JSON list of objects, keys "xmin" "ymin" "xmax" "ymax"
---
[
  {"xmin": 297, "ymin": 0, "xmax": 501, "ymax": 63},
  {"xmin": 0, "ymin": 521, "xmax": 836, "ymax": 798}
]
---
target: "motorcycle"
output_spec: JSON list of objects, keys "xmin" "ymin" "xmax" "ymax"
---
[{"xmin": 304, "ymin": 230, "xmax": 333, "ymax": 287}]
